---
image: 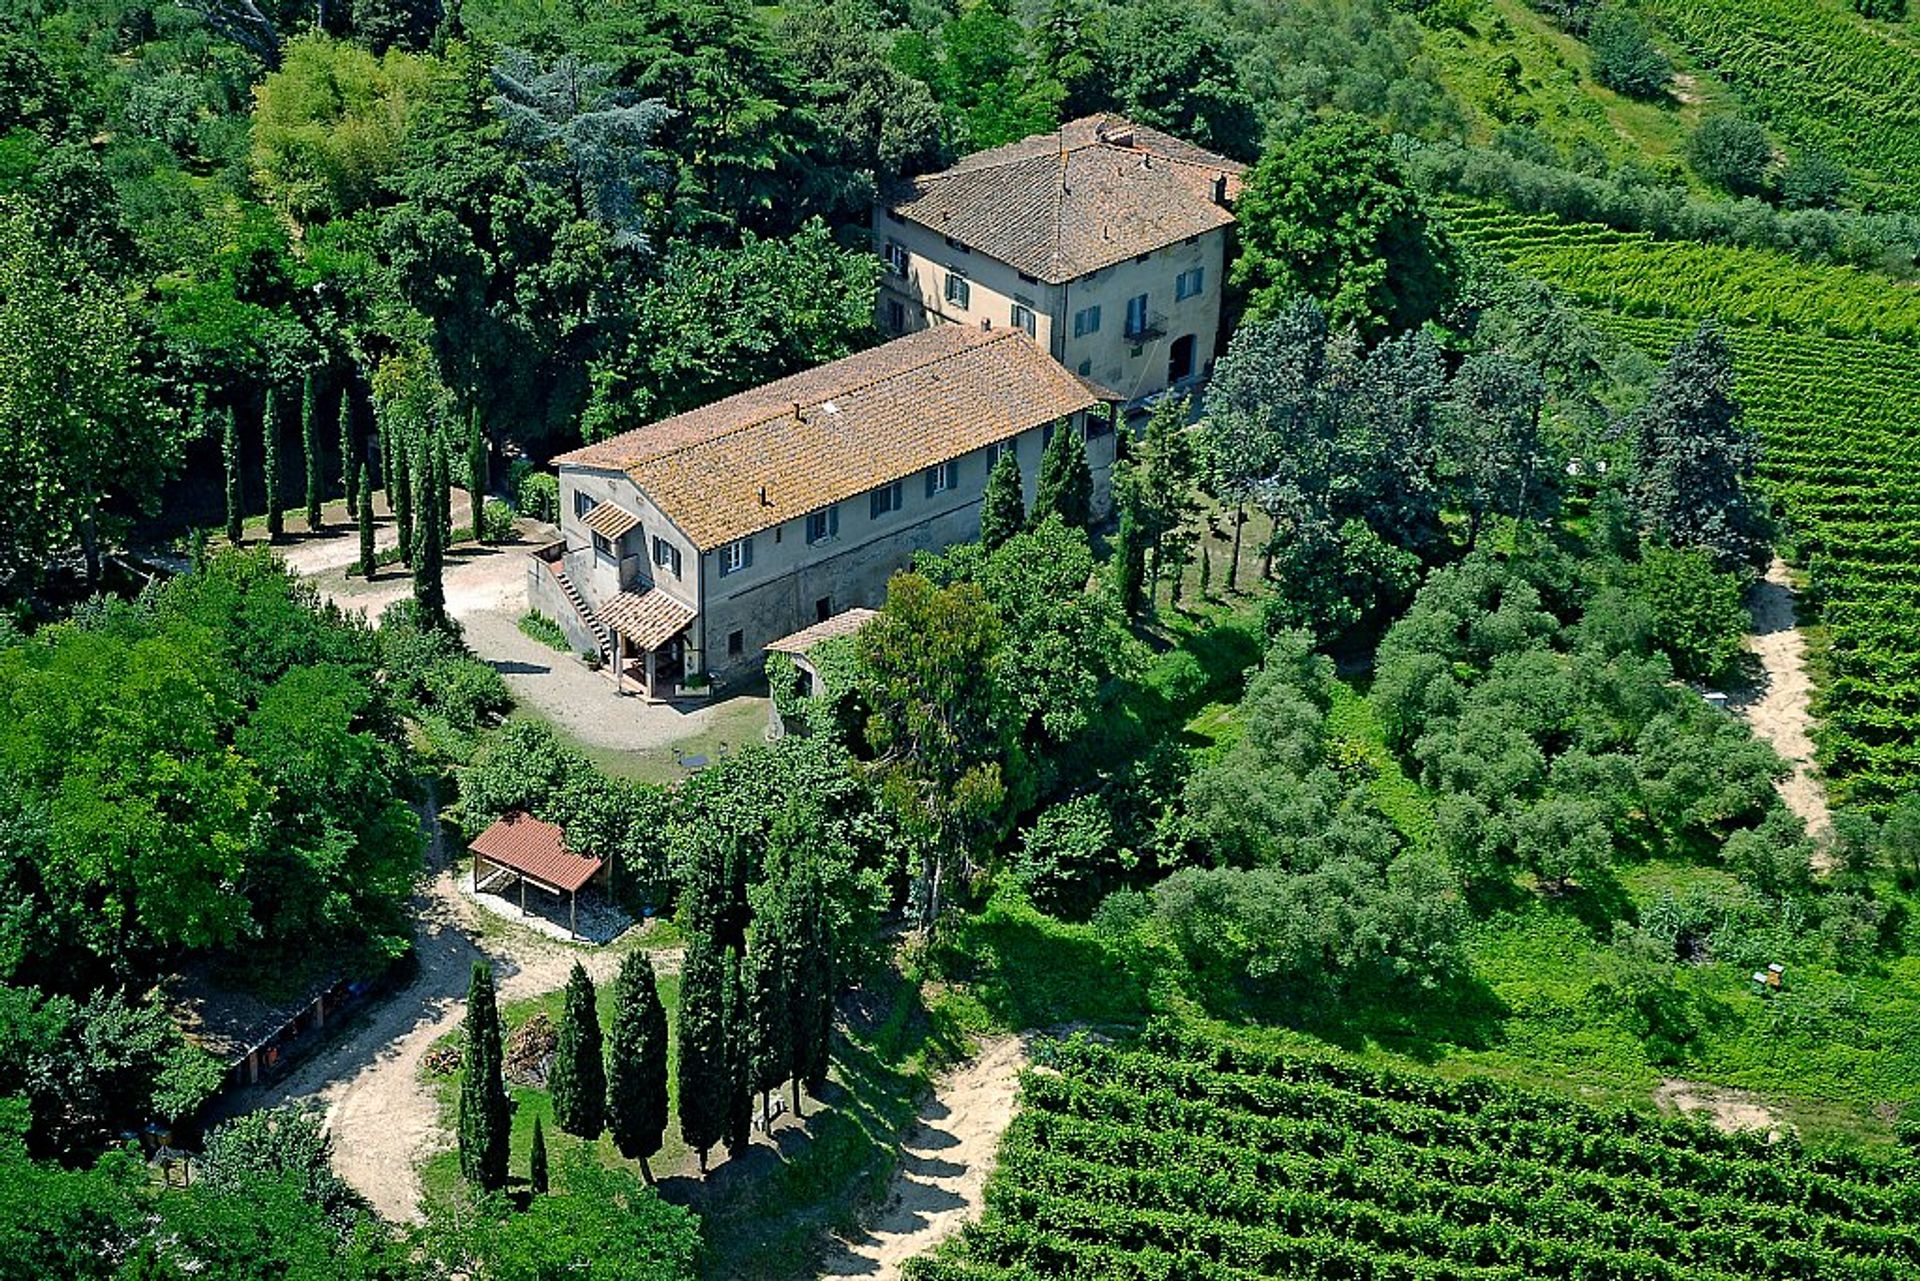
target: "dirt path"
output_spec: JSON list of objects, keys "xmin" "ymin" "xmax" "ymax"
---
[
  {"xmin": 1735, "ymin": 558, "xmax": 1832, "ymax": 847},
  {"xmin": 817, "ymin": 1036, "xmax": 1029, "ymax": 1281},
  {"xmin": 253, "ymin": 862, "xmax": 660, "ymax": 1222}
]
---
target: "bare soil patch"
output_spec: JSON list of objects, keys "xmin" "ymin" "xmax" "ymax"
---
[
  {"xmin": 1732, "ymin": 558, "xmax": 1832, "ymax": 853},
  {"xmin": 817, "ymin": 1035, "xmax": 1029, "ymax": 1281},
  {"xmin": 1654, "ymin": 1077, "xmax": 1787, "ymax": 1140}
]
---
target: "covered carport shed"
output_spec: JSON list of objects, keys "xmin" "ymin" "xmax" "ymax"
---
[{"xmin": 469, "ymin": 812, "xmax": 607, "ymax": 941}]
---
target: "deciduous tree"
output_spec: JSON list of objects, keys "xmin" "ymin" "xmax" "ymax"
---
[
  {"xmin": 1231, "ymin": 116, "xmax": 1457, "ymax": 338},
  {"xmin": 856, "ymin": 574, "xmax": 1020, "ymax": 926}
]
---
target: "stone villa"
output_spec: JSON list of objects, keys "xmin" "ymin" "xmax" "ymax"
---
[
  {"xmin": 529, "ymin": 115, "xmax": 1239, "ymax": 696},
  {"xmin": 535, "ymin": 326, "xmax": 1113, "ymax": 696},
  {"xmin": 874, "ymin": 113, "xmax": 1244, "ymax": 408}
]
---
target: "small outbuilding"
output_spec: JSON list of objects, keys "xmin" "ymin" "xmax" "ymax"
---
[
  {"xmin": 764, "ymin": 607, "xmax": 876, "ymax": 739},
  {"xmin": 469, "ymin": 811, "xmax": 607, "ymax": 940}
]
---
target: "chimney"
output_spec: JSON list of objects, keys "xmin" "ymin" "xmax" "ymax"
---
[
  {"xmin": 759, "ymin": 484, "xmax": 770, "ymax": 506},
  {"xmin": 980, "ymin": 318, "xmax": 992, "ymax": 332},
  {"xmin": 1212, "ymin": 173, "xmax": 1230, "ymax": 206},
  {"xmin": 791, "ymin": 400, "xmax": 802, "ymax": 420}
]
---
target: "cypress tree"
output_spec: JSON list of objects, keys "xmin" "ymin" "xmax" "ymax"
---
[
  {"xmin": 379, "ymin": 424, "xmax": 395, "ymax": 522},
  {"xmin": 435, "ymin": 432, "xmax": 453, "ymax": 547},
  {"xmin": 979, "ymin": 448, "xmax": 1025, "ymax": 550},
  {"xmin": 605, "ymin": 951, "xmax": 670, "ymax": 1178},
  {"xmin": 263, "ymin": 387, "xmax": 284, "ymax": 539},
  {"xmin": 302, "ymin": 372, "xmax": 323, "ymax": 531},
  {"xmin": 468, "ymin": 407, "xmax": 487, "ymax": 543},
  {"xmin": 222, "ymin": 404, "xmax": 243, "ymax": 545},
  {"xmin": 721, "ymin": 945, "xmax": 752, "ymax": 1158},
  {"xmin": 1032, "ymin": 420, "xmax": 1093, "ymax": 530},
  {"xmin": 358, "ymin": 467, "xmax": 376, "ymax": 578},
  {"xmin": 529, "ymin": 1115, "xmax": 549, "ymax": 1194},
  {"xmin": 458, "ymin": 961, "xmax": 509, "ymax": 1190},
  {"xmin": 414, "ymin": 450, "xmax": 447, "ymax": 630},
  {"xmin": 339, "ymin": 382, "xmax": 357, "ymax": 520},
  {"xmin": 550, "ymin": 962, "xmax": 606, "ymax": 1140},
  {"xmin": 744, "ymin": 927, "xmax": 790, "ymax": 1126},
  {"xmin": 785, "ymin": 854, "xmax": 834, "ymax": 1113},
  {"xmin": 676, "ymin": 930, "xmax": 726, "ymax": 1171},
  {"xmin": 1111, "ymin": 464, "xmax": 1146, "ymax": 619},
  {"xmin": 393, "ymin": 436, "xmax": 414, "ymax": 567}
]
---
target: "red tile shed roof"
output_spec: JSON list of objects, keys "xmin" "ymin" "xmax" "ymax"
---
[{"xmin": 470, "ymin": 812, "xmax": 603, "ymax": 894}]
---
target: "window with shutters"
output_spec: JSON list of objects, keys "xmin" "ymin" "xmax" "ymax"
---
[
  {"xmin": 925, "ymin": 460, "xmax": 957, "ymax": 496},
  {"xmin": 883, "ymin": 241, "xmax": 909, "ymax": 275},
  {"xmin": 1011, "ymin": 300, "xmax": 1036, "ymax": 336},
  {"xmin": 652, "ymin": 536, "xmax": 682, "ymax": 578},
  {"xmin": 806, "ymin": 506, "xmax": 839, "ymax": 544},
  {"xmin": 1125, "ymin": 293, "xmax": 1150, "ymax": 338},
  {"xmin": 870, "ymin": 481, "xmax": 904, "ymax": 519},
  {"xmin": 1072, "ymin": 305, "xmax": 1100, "ymax": 338},
  {"xmin": 1176, "ymin": 267, "xmax": 1205, "ymax": 301},
  {"xmin": 945, "ymin": 273, "xmax": 970, "ymax": 308},
  {"xmin": 574, "ymin": 490, "xmax": 598, "ymax": 520},
  {"xmin": 720, "ymin": 537, "xmax": 752, "ymax": 576},
  {"xmin": 986, "ymin": 439, "xmax": 1016, "ymax": 467}
]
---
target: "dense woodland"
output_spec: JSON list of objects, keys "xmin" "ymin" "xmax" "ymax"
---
[{"xmin": 9, "ymin": 0, "xmax": 1920, "ymax": 1277}]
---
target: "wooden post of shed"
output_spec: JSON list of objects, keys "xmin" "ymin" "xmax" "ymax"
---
[
  {"xmin": 570, "ymin": 888, "xmax": 578, "ymax": 940},
  {"xmin": 519, "ymin": 873, "xmax": 527, "ymax": 917},
  {"xmin": 645, "ymin": 646, "xmax": 658, "ymax": 701},
  {"xmin": 613, "ymin": 628, "xmax": 625, "ymax": 695}
]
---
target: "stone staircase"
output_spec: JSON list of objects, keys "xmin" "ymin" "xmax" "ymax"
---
[{"xmin": 533, "ymin": 542, "xmax": 609, "ymax": 660}]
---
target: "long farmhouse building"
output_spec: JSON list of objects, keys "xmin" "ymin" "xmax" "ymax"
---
[{"xmin": 530, "ymin": 115, "xmax": 1237, "ymax": 696}]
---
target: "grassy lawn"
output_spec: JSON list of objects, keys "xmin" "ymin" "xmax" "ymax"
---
[
  {"xmin": 1422, "ymin": 0, "xmax": 1735, "ymax": 176},
  {"xmin": 549, "ymin": 686, "xmax": 775, "ymax": 787}
]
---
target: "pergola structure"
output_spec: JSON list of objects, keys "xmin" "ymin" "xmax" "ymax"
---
[
  {"xmin": 598, "ymin": 588, "xmax": 697, "ymax": 701},
  {"xmin": 469, "ymin": 811, "xmax": 607, "ymax": 940}
]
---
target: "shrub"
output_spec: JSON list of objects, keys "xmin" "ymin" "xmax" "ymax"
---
[
  {"xmin": 1011, "ymin": 795, "xmax": 1128, "ymax": 919},
  {"xmin": 1853, "ymin": 0, "xmax": 1907, "ymax": 19},
  {"xmin": 1589, "ymin": 7, "xmax": 1672, "ymax": 100},
  {"xmin": 1689, "ymin": 115, "xmax": 1775, "ymax": 198},
  {"xmin": 510, "ymin": 461, "xmax": 559, "ymax": 524},
  {"xmin": 1780, "ymin": 151, "xmax": 1849, "ymax": 210},
  {"xmin": 1629, "ymin": 545, "xmax": 1749, "ymax": 684},
  {"xmin": 518, "ymin": 610, "xmax": 572, "ymax": 653},
  {"xmin": 481, "ymin": 498, "xmax": 517, "ymax": 543}
]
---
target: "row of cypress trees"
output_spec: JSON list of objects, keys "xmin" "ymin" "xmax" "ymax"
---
[
  {"xmin": 458, "ymin": 950, "xmax": 674, "ymax": 1191},
  {"xmin": 980, "ymin": 413, "xmax": 1098, "ymax": 551},
  {"xmin": 219, "ymin": 377, "xmax": 492, "ymax": 580},
  {"xmin": 674, "ymin": 833, "xmax": 836, "ymax": 1172}
]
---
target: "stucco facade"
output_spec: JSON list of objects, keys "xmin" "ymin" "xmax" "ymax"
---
[{"xmin": 874, "ymin": 211, "xmax": 1231, "ymax": 405}]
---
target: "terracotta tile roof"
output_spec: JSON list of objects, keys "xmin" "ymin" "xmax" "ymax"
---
[
  {"xmin": 552, "ymin": 327, "xmax": 1108, "ymax": 549},
  {"xmin": 582, "ymin": 503, "xmax": 641, "ymax": 540},
  {"xmin": 598, "ymin": 588, "xmax": 697, "ymax": 650},
  {"xmin": 765, "ymin": 608, "xmax": 878, "ymax": 655},
  {"xmin": 470, "ymin": 811, "xmax": 603, "ymax": 895},
  {"xmin": 885, "ymin": 114, "xmax": 1245, "ymax": 284}
]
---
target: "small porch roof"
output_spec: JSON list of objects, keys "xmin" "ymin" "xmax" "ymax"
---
[
  {"xmin": 765, "ymin": 607, "xmax": 878, "ymax": 656},
  {"xmin": 470, "ymin": 811, "xmax": 603, "ymax": 894},
  {"xmin": 599, "ymin": 589, "xmax": 696, "ymax": 651},
  {"xmin": 582, "ymin": 503, "xmax": 642, "ymax": 540}
]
